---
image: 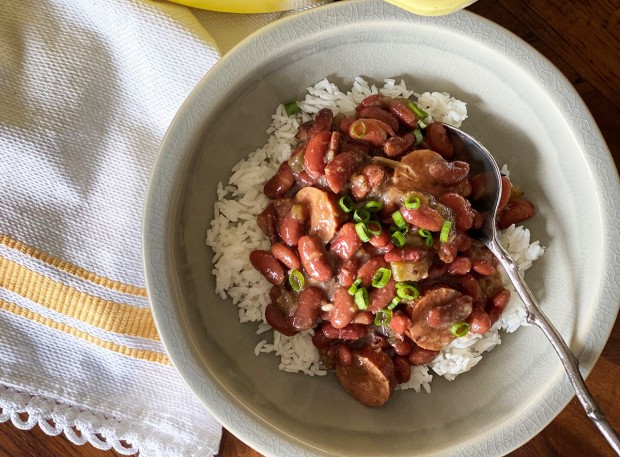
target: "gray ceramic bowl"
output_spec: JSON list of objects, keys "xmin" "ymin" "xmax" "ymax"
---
[{"xmin": 143, "ymin": 1, "xmax": 620, "ymax": 455}]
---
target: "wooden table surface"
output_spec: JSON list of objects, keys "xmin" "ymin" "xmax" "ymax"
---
[{"xmin": 2, "ymin": 0, "xmax": 619, "ymax": 456}]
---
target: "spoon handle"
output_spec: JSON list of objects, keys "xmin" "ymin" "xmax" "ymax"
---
[{"xmin": 488, "ymin": 238, "xmax": 620, "ymax": 455}]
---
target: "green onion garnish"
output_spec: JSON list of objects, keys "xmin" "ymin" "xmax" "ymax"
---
[
  {"xmin": 418, "ymin": 120, "xmax": 427, "ymax": 129},
  {"xmin": 450, "ymin": 321, "xmax": 470, "ymax": 337},
  {"xmin": 374, "ymin": 309, "xmax": 392, "ymax": 326},
  {"xmin": 440, "ymin": 220, "xmax": 452, "ymax": 243},
  {"xmin": 404, "ymin": 196, "xmax": 421, "ymax": 209},
  {"xmin": 391, "ymin": 231, "xmax": 406, "ymax": 248},
  {"xmin": 353, "ymin": 208, "xmax": 370, "ymax": 224},
  {"xmin": 387, "ymin": 297, "xmax": 400, "ymax": 310},
  {"xmin": 352, "ymin": 120, "xmax": 366, "ymax": 138},
  {"xmin": 288, "ymin": 269, "xmax": 304, "ymax": 292},
  {"xmin": 413, "ymin": 128, "xmax": 423, "ymax": 145},
  {"xmin": 338, "ymin": 195, "xmax": 355, "ymax": 213},
  {"xmin": 406, "ymin": 100, "xmax": 429, "ymax": 120},
  {"xmin": 396, "ymin": 282, "xmax": 419, "ymax": 300},
  {"xmin": 418, "ymin": 228, "xmax": 433, "ymax": 247},
  {"xmin": 354, "ymin": 287, "xmax": 369, "ymax": 310},
  {"xmin": 371, "ymin": 267, "xmax": 392, "ymax": 288},
  {"xmin": 391, "ymin": 210, "xmax": 407, "ymax": 229},
  {"xmin": 363, "ymin": 200, "xmax": 383, "ymax": 212},
  {"xmin": 366, "ymin": 220, "xmax": 382, "ymax": 236},
  {"xmin": 355, "ymin": 222, "xmax": 371, "ymax": 242},
  {"xmin": 284, "ymin": 101, "xmax": 299, "ymax": 116},
  {"xmin": 348, "ymin": 278, "xmax": 362, "ymax": 295}
]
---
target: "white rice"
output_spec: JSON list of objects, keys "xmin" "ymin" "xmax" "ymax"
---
[{"xmin": 205, "ymin": 78, "xmax": 545, "ymax": 392}]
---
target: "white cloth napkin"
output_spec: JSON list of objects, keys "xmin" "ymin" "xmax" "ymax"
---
[{"xmin": 0, "ymin": 0, "xmax": 329, "ymax": 455}]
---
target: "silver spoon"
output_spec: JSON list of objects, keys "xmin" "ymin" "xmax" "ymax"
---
[{"xmin": 443, "ymin": 124, "xmax": 620, "ymax": 455}]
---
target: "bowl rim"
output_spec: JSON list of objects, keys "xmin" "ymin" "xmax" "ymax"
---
[{"xmin": 143, "ymin": 1, "xmax": 620, "ymax": 455}]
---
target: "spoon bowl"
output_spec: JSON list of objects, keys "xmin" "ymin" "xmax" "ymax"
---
[{"xmin": 444, "ymin": 124, "xmax": 620, "ymax": 455}]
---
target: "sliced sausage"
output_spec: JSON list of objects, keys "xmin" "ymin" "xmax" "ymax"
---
[{"xmin": 295, "ymin": 187, "xmax": 345, "ymax": 243}]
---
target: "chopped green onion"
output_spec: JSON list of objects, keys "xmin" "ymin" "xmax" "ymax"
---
[
  {"xmin": 374, "ymin": 309, "xmax": 393, "ymax": 326},
  {"xmin": 413, "ymin": 128, "xmax": 423, "ymax": 145},
  {"xmin": 288, "ymin": 269, "xmax": 304, "ymax": 292},
  {"xmin": 366, "ymin": 220, "xmax": 382, "ymax": 236},
  {"xmin": 371, "ymin": 267, "xmax": 392, "ymax": 288},
  {"xmin": 418, "ymin": 120, "xmax": 427, "ymax": 129},
  {"xmin": 354, "ymin": 287, "xmax": 369, "ymax": 310},
  {"xmin": 284, "ymin": 101, "xmax": 299, "ymax": 116},
  {"xmin": 351, "ymin": 120, "xmax": 366, "ymax": 138},
  {"xmin": 355, "ymin": 222, "xmax": 371, "ymax": 242},
  {"xmin": 391, "ymin": 210, "xmax": 407, "ymax": 229},
  {"xmin": 406, "ymin": 100, "xmax": 429, "ymax": 120},
  {"xmin": 418, "ymin": 228, "xmax": 433, "ymax": 247},
  {"xmin": 353, "ymin": 208, "xmax": 370, "ymax": 224},
  {"xmin": 348, "ymin": 278, "xmax": 362, "ymax": 295},
  {"xmin": 338, "ymin": 195, "xmax": 355, "ymax": 213},
  {"xmin": 363, "ymin": 200, "xmax": 383, "ymax": 212},
  {"xmin": 440, "ymin": 220, "xmax": 452, "ymax": 243},
  {"xmin": 404, "ymin": 196, "xmax": 421, "ymax": 209},
  {"xmin": 396, "ymin": 282, "xmax": 419, "ymax": 300},
  {"xmin": 387, "ymin": 297, "xmax": 400, "ymax": 310},
  {"xmin": 391, "ymin": 231, "xmax": 406, "ymax": 247},
  {"xmin": 450, "ymin": 321, "xmax": 470, "ymax": 337}
]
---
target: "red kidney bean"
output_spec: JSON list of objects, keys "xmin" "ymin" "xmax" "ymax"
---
[
  {"xmin": 349, "ymin": 174, "xmax": 370, "ymax": 201},
  {"xmin": 407, "ymin": 345, "xmax": 439, "ymax": 365},
  {"xmin": 427, "ymin": 263, "xmax": 446, "ymax": 280},
  {"xmin": 437, "ymin": 241, "xmax": 457, "ymax": 264},
  {"xmin": 487, "ymin": 288, "xmax": 510, "ymax": 325},
  {"xmin": 348, "ymin": 118, "xmax": 395, "ymax": 147},
  {"xmin": 428, "ymin": 160, "xmax": 470, "ymax": 186},
  {"xmin": 330, "ymin": 223, "xmax": 362, "ymax": 259},
  {"xmin": 392, "ymin": 338, "xmax": 413, "ymax": 356},
  {"xmin": 356, "ymin": 94, "xmax": 390, "ymax": 111},
  {"xmin": 341, "ymin": 138, "xmax": 371, "ymax": 155},
  {"xmin": 304, "ymin": 130, "xmax": 332, "ymax": 179},
  {"xmin": 498, "ymin": 176, "xmax": 512, "ymax": 211},
  {"xmin": 368, "ymin": 278, "xmax": 397, "ymax": 312},
  {"xmin": 357, "ymin": 256, "xmax": 390, "ymax": 287},
  {"xmin": 322, "ymin": 322, "xmax": 368, "ymax": 340},
  {"xmin": 426, "ymin": 295, "xmax": 473, "ymax": 329},
  {"xmin": 468, "ymin": 172, "xmax": 494, "ymax": 200},
  {"xmin": 440, "ymin": 192, "xmax": 474, "ymax": 230},
  {"xmin": 456, "ymin": 232, "xmax": 472, "ymax": 252},
  {"xmin": 498, "ymin": 199, "xmax": 535, "ymax": 229},
  {"xmin": 298, "ymin": 235, "xmax": 332, "ymax": 281},
  {"xmin": 455, "ymin": 273, "xmax": 482, "ymax": 302},
  {"xmin": 359, "ymin": 106, "xmax": 399, "ymax": 132},
  {"xmin": 338, "ymin": 116, "xmax": 356, "ymax": 136},
  {"xmin": 369, "ymin": 230, "xmax": 391, "ymax": 248},
  {"xmin": 264, "ymin": 161, "xmax": 295, "ymax": 199},
  {"xmin": 338, "ymin": 258, "xmax": 359, "ymax": 287},
  {"xmin": 295, "ymin": 120, "xmax": 312, "ymax": 141},
  {"xmin": 291, "ymin": 287, "xmax": 324, "ymax": 331},
  {"xmin": 351, "ymin": 311, "xmax": 374, "ymax": 325},
  {"xmin": 256, "ymin": 203, "xmax": 278, "ymax": 244},
  {"xmin": 311, "ymin": 330, "xmax": 332, "ymax": 349},
  {"xmin": 383, "ymin": 133, "xmax": 416, "ymax": 158},
  {"xmin": 265, "ymin": 303, "xmax": 298, "ymax": 336},
  {"xmin": 384, "ymin": 246, "xmax": 429, "ymax": 262},
  {"xmin": 472, "ymin": 210, "xmax": 484, "ymax": 230},
  {"xmin": 337, "ymin": 344, "xmax": 353, "ymax": 367},
  {"xmin": 394, "ymin": 356, "xmax": 412, "ymax": 384},
  {"xmin": 400, "ymin": 206, "xmax": 444, "ymax": 231},
  {"xmin": 471, "ymin": 258, "xmax": 496, "ymax": 276},
  {"xmin": 389, "ymin": 312, "xmax": 412, "ymax": 335},
  {"xmin": 361, "ymin": 163, "xmax": 385, "ymax": 188},
  {"xmin": 387, "ymin": 99, "xmax": 417, "ymax": 128},
  {"xmin": 279, "ymin": 204, "xmax": 307, "ymax": 246},
  {"xmin": 249, "ymin": 250, "xmax": 285, "ymax": 285},
  {"xmin": 425, "ymin": 123, "xmax": 454, "ymax": 159},
  {"xmin": 308, "ymin": 108, "xmax": 333, "ymax": 136},
  {"xmin": 467, "ymin": 307, "xmax": 491, "ymax": 334},
  {"xmin": 330, "ymin": 286, "xmax": 358, "ymax": 329},
  {"xmin": 446, "ymin": 256, "xmax": 472, "ymax": 275},
  {"xmin": 369, "ymin": 333, "xmax": 389, "ymax": 350},
  {"xmin": 270, "ymin": 242, "xmax": 301, "ymax": 270},
  {"xmin": 324, "ymin": 151, "xmax": 364, "ymax": 194}
]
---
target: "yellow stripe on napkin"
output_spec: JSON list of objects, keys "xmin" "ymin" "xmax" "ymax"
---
[
  {"xmin": 0, "ymin": 298, "xmax": 170, "ymax": 365},
  {"xmin": 0, "ymin": 255, "xmax": 159, "ymax": 341},
  {"xmin": 0, "ymin": 235, "xmax": 147, "ymax": 297}
]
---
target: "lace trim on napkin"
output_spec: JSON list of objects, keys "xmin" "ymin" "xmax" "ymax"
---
[{"xmin": 0, "ymin": 385, "xmax": 217, "ymax": 457}]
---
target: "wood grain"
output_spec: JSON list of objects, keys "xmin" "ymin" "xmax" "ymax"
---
[{"xmin": 1, "ymin": 0, "xmax": 618, "ymax": 455}]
